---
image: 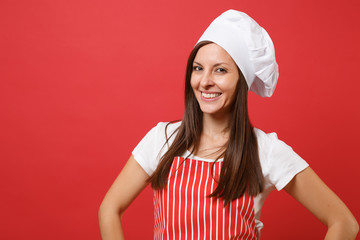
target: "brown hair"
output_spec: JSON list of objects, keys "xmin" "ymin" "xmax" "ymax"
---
[{"xmin": 147, "ymin": 41, "xmax": 264, "ymax": 205}]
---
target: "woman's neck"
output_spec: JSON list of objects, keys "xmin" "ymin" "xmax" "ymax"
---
[
  {"xmin": 191, "ymin": 113, "xmax": 230, "ymax": 159},
  {"xmin": 202, "ymin": 112, "xmax": 231, "ymax": 137}
]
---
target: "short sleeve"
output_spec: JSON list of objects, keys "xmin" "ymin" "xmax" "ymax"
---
[
  {"xmin": 132, "ymin": 122, "xmax": 180, "ymax": 176},
  {"xmin": 255, "ymin": 129, "xmax": 309, "ymax": 191}
]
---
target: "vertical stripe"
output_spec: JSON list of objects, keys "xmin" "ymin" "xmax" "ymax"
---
[
  {"xmin": 153, "ymin": 192, "xmax": 157, "ymax": 239},
  {"xmin": 190, "ymin": 160, "xmax": 199, "ymax": 240},
  {"xmin": 234, "ymin": 199, "xmax": 239, "ymax": 236},
  {"xmin": 162, "ymin": 188, "xmax": 165, "ymax": 239},
  {"xmin": 203, "ymin": 164, "xmax": 210, "ymax": 240},
  {"xmin": 184, "ymin": 159, "xmax": 193, "ymax": 240},
  {"xmin": 215, "ymin": 163, "xmax": 220, "ymax": 240},
  {"xmin": 209, "ymin": 163, "xmax": 215, "ymax": 240},
  {"xmin": 158, "ymin": 190, "xmax": 163, "ymax": 240},
  {"xmin": 239, "ymin": 196, "xmax": 245, "ymax": 238},
  {"xmin": 196, "ymin": 162, "xmax": 204, "ymax": 240},
  {"xmin": 157, "ymin": 190, "xmax": 162, "ymax": 240},
  {"xmin": 228, "ymin": 200, "xmax": 232, "ymax": 239},
  {"xmin": 242, "ymin": 195, "xmax": 251, "ymax": 238},
  {"xmin": 222, "ymin": 200, "xmax": 225, "ymax": 240},
  {"xmin": 235, "ymin": 197, "xmax": 245, "ymax": 237},
  {"xmin": 178, "ymin": 159, "xmax": 186, "ymax": 240},
  {"xmin": 244, "ymin": 200, "xmax": 251, "ymax": 240},
  {"xmin": 166, "ymin": 172, "xmax": 170, "ymax": 239},
  {"xmin": 239, "ymin": 196, "xmax": 246, "ymax": 239},
  {"xmin": 159, "ymin": 190, "xmax": 164, "ymax": 240},
  {"xmin": 154, "ymin": 191, "xmax": 160, "ymax": 239},
  {"xmin": 250, "ymin": 205, "xmax": 256, "ymax": 239},
  {"xmin": 244, "ymin": 196, "xmax": 254, "ymax": 240},
  {"xmin": 166, "ymin": 158, "xmax": 176, "ymax": 240},
  {"xmin": 172, "ymin": 157, "xmax": 180, "ymax": 239}
]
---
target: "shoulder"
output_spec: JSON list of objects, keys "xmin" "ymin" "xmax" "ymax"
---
[
  {"xmin": 253, "ymin": 127, "xmax": 280, "ymax": 142},
  {"xmin": 254, "ymin": 127, "xmax": 279, "ymax": 169},
  {"xmin": 253, "ymin": 127, "xmax": 309, "ymax": 190},
  {"xmin": 253, "ymin": 127, "xmax": 281, "ymax": 155},
  {"xmin": 253, "ymin": 127, "xmax": 296, "ymax": 162},
  {"xmin": 254, "ymin": 127, "xmax": 296, "ymax": 155},
  {"xmin": 159, "ymin": 121, "xmax": 181, "ymax": 132},
  {"xmin": 150, "ymin": 121, "xmax": 181, "ymax": 139},
  {"xmin": 132, "ymin": 121, "xmax": 181, "ymax": 176},
  {"xmin": 136, "ymin": 121, "xmax": 181, "ymax": 149}
]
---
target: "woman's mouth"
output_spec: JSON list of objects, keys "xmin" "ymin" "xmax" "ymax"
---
[{"xmin": 201, "ymin": 92, "xmax": 222, "ymax": 99}]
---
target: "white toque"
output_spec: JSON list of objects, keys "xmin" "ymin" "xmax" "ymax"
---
[{"xmin": 197, "ymin": 9, "xmax": 279, "ymax": 97}]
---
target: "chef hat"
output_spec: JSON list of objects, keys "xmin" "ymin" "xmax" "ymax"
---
[{"xmin": 197, "ymin": 9, "xmax": 279, "ymax": 97}]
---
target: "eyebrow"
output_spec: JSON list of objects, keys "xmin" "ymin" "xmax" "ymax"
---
[{"xmin": 193, "ymin": 61, "xmax": 230, "ymax": 67}]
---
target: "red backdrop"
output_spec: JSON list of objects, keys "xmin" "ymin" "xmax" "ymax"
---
[{"xmin": 1, "ymin": 0, "xmax": 359, "ymax": 239}]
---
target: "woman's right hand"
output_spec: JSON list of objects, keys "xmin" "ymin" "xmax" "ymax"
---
[{"xmin": 98, "ymin": 155, "xmax": 149, "ymax": 240}]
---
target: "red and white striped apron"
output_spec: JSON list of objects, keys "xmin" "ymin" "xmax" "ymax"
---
[{"xmin": 153, "ymin": 156, "xmax": 257, "ymax": 240}]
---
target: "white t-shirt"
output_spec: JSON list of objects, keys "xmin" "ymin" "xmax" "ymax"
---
[{"xmin": 132, "ymin": 121, "xmax": 309, "ymax": 233}]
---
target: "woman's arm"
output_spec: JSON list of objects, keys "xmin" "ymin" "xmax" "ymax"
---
[
  {"xmin": 98, "ymin": 155, "xmax": 149, "ymax": 240},
  {"xmin": 284, "ymin": 167, "xmax": 359, "ymax": 239}
]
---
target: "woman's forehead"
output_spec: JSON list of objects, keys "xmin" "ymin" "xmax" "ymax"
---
[{"xmin": 194, "ymin": 43, "xmax": 236, "ymax": 66}]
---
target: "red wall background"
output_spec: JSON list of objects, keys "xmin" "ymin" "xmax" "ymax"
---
[{"xmin": 1, "ymin": 0, "xmax": 359, "ymax": 239}]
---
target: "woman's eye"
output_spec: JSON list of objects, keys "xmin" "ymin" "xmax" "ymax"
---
[
  {"xmin": 216, "ymin": 68, "xmax": 227, "ymax": 73},
  {"xmin": 193, "ymin": 66, "xmax": 202, "ymax": 71}
]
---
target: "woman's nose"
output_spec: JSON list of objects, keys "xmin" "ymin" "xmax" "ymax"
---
[{"xmin": 199, "ymin": 71, "xmax": 215, "ymax": 88}]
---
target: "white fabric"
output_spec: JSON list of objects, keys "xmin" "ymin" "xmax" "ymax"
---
[
  {"xmin": 197, "ymin": 9, "xmax": 279, "ymax": 97},
  {"xmin": 132, "ymin": 121, "xmax": 309, "ymax": 235}
]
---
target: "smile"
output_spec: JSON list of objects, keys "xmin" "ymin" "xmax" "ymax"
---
[{"xmin": 201, "ymin": 92, "xmax": 222, "ymax": 99}]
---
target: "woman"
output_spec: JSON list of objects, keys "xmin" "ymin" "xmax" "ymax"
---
[{"xmin": 98, "ymin": 10, "xmax": 358, "ymax": 239}]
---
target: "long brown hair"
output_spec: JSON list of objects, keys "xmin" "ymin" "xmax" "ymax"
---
[{"xmin": 148, "ymin": 41, "xmax": 264, "ymax": 205}]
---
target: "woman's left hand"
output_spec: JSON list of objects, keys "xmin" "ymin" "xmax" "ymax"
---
[{"xmin": 284, "ymin": 167, "xmax": 359, "ymax": 239}]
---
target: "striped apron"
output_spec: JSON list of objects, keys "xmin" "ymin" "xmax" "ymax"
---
[{"xmin": 153, "ymin": 156, "xmax": 257, "ymax": 240}]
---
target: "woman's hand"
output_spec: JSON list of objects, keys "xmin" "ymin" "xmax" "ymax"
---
[
  {"xmin": 98, "ymin": 155, "xmax": 149, "ymax": 240},
  {"xmin": 285, "ymin": 167, "xmax": 359, "ymax": 239}
]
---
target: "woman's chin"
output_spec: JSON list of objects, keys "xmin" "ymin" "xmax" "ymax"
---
[{"xmin": 200, "ymin": 106, "xmax": 230, "ymax": 117}]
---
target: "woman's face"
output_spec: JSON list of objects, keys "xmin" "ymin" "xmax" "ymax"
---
[{"xmin": 191, "ymin": 43, "xmax": 239, "ymax": 117}]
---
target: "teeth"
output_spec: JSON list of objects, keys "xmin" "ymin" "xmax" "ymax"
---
[{"xmin": 202, "ymin": 92, "xmax": 221, "ymax": 98}]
